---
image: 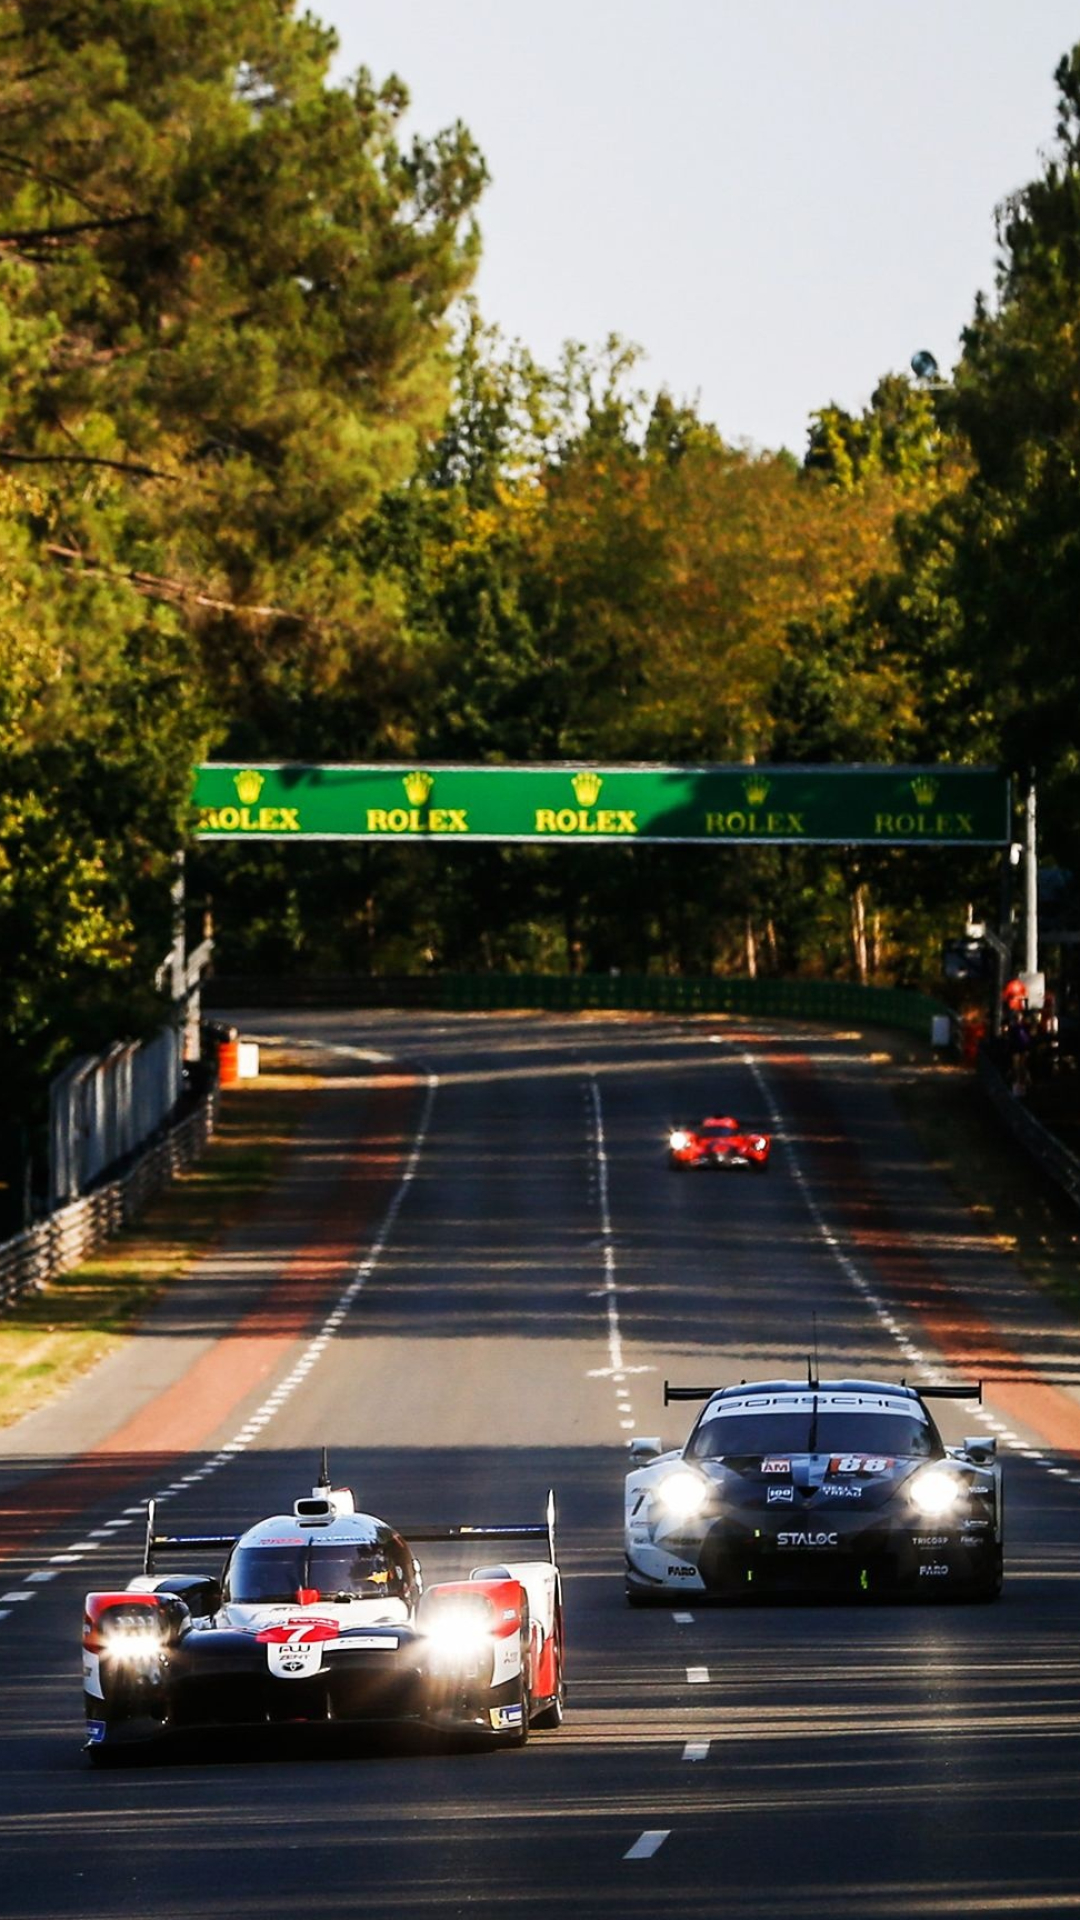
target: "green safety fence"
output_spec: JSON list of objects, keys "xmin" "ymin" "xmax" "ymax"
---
[
  {"xmin": 206, "ymin": 972, "xmax": 950, "ymax": 1036},
  {"xmin": 436, "ymin": 973, "xmax": 947, "ymax": 1032}
]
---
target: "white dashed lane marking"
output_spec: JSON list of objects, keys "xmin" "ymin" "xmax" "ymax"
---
[
  {"xmin": 686, "ymin": 1666, "xmax": 710, "ymax": 1684},
  {"xmin": 625, "ymin": 1831, "xmax": 670, "ymax": 1860},
  {"xmin": 588, "ymin": 1075, "xmax": 648, "ymax": 1448},
  {"xmin": 683, "ymin": 1741, "xmax": 711, "ymax": 1762},
  {"xmin": 741, "ymin": 1045, "xmax": 1080, "ymax": 1498}
]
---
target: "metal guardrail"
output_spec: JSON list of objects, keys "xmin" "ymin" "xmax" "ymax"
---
[
  {"xmin": 205, "ymin": 972, "xmax": 950, "ymax": 1037},
  {"xmin": 48, "ymin": 1026, "xmax": 182, "ymax": 1210},
  {"xmin": 0, "ymin": 1088, "xmax": 217, "ymax": 1313},
  {"xmin": 975, "ymin": 1049, "xmax": 1080, "ymax": 1213}
]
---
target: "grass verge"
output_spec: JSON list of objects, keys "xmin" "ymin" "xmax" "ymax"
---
[{"xmin": 0, "ymin": 1075, "xmax": 313, "ymax": 1430}]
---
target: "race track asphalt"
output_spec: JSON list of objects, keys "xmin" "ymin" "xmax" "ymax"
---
[{"xmin": 2, "ymin": 1009, "xmax": 1080, "ymax": 1920}]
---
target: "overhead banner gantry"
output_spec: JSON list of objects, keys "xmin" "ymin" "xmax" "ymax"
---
[{"xmin": 192, "ymin": 764, "xmax": 1011, "ymax": 847}]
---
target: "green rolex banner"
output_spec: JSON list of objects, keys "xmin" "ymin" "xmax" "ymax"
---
[{"xmin": 192, "ymin": 764, "xmax": 1011, "ymax": 847}]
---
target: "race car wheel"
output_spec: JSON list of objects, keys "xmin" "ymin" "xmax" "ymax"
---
[
  {"xmin": 625, "ymin": 1585, "xmax": 668, "ymax": 1607},
  {"xmin": 502, "ymin": 1667, "xmax": 529, "ymax": 1748},
  {"xmin": 85, "ymin": 1724, "xmax": 151, "ymax": 1767},
  {"xmin": 496, "ymin": 1613, "xmax": 531, "ymax": 1748},
  {"xmin": 531, "ymin": 1609, "xmax": 565, "ymax": 1729},
  {"xmin": 973, "ymin": 1542, "xmax": 1004, "ymax": 1601}
]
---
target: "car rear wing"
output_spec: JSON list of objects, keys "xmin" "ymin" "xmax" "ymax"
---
[
  {"xmin": 406, "ymin": 1491, "xmax": 557, "ymax": 1565},
  {"xmin": 143, "ymin": 1500, "xmax": 238, "ymax": 1575},
  {"xmin": 912, "ymin": 1382, "xmax": 983, "ymax": 1401},
  {"xmin": 664, "ymin": 1379, "xmax": 984, "ymax": 1406}
]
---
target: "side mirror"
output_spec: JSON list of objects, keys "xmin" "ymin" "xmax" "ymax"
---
[
  {"xmin": 961, "ymin": 1436, "xmax": 997, "ymax": 1466},
  {"xmin": 628, "ymin": 1436, "xmax": 662, "ymax": 1464}
]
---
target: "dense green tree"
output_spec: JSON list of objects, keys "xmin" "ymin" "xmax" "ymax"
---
[
  {"xmin": 0, "ymin": 0, "xmax": 487, "ymax": 1219},
  {"xmin": 806, "ymin": 373, "xmax": 951, "ymax": 491},
  {"xmin": 923, "ymin": 47, "xmax": 1080, "ymax": 868}
]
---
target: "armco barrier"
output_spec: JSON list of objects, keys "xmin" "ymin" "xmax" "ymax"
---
[
  {"xmin": 0, "ymin": 1088, "xmax": 217, "ymax": 1313},
  {"xmin": 205, "ymin": 972, "xmax": 949, "ymax": 1036},
  {"xmin": 976, "ymin": 1048, "xmax": 1080, "ymax": 1214}
]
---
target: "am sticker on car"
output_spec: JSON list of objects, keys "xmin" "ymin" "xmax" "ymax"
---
[{"xmin": 762, "ymin": 1459, "xmax": 791, "ymax": 1474}]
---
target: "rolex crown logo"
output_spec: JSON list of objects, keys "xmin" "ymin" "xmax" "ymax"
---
[
  {"xmin": 571, "ymin": 771, "xmax": 603, "ymax": 808},
  {"xmin": 404, "ymin": 771, "xmax": 434, "ymax": 807},
  {"xmin": 911, "ymin": 776, "xmax": 938, "ymax": 807},
  {"xmin": 744, "ymin": 775, "xmax": 770, "ymax": 806},
  {"xmin": 234, "ymin": 769, "xmax": 265, "ymax": 806}
]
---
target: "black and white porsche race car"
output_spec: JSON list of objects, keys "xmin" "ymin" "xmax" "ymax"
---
[
  {"xmin": 625, "ymin": 1375, "xmax": 1002, "ymax": 1603},
  {"xmin": 82, "ymin": 1459, "xmax": 565, "ymax": 1758}
]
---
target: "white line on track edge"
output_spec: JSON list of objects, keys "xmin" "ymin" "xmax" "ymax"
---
[
  {"xmin": 2, "ymin": 1064, "xmax": 439, "ymax": 1614},
  {"xmin": 740, "ymin": 1044, "xmax": 1068, "ymax": 1478}
]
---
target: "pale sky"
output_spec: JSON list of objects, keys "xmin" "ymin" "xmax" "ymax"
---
[{"xmin": 314, "ymin": 1, "xmax": 1080, "ymax": 456}]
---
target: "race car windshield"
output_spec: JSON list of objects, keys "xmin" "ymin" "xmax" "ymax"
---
[
  {"xmin": 686, "ymin": 1409, "xmax": 934, "ymax": 1461},
  {"xmin": 225, "ymin": 1536, "xmax": 408, "ymax": 1603}
]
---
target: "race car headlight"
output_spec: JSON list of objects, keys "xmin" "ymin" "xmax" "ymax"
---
[
  {"xmin": 657, "ymin": 1471, "xmax": 709, "ymax": 1519},
  {"xmin": 423, "ymin": 1606, "xmax": 495, "ymax": 1669},
  {"xmin": 668, "ymin": 1130, "xmax": 691, "ymax": 1151},
  {"xmin": 752, "ymin": 1137, "xmax": 767, "ymax": 1152},
  {"xmin": 102, "ymin": 1618, "xmax": 167, "ymax": 1665},
  {"xmin": 909, "ymin": 1467, "xmax": 963, "ymax": 1517}
]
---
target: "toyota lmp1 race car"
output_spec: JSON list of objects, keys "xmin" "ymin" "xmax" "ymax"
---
[
  {"xmin": 625, "ymin": 1376, "xmax": 1002, "ymax": 1603},
  {"xmin": 667, "ymin": 1115, "xmax": 771, "ymax": 1171},
  {"xmin": 82, "ymin": 1459, "xmax": 565, "ymax": 1760}
]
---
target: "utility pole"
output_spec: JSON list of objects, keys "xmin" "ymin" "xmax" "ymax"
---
[
  {"xmin": 157, "ymin": 849, "xmax": 213, "ymax": 1061},
  {"xmin": 1021, "ymin": 769, "xmax": 1044, "ymax": 1010}
]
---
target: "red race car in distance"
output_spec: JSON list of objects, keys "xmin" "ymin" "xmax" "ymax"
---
[{"xmin": 667, "ymin": 1115, "xmax": 771, "ymax": 1172}]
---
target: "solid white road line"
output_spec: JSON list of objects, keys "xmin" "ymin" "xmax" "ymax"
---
[
  {"xmin": 0, "ymin": 1059, "xmax": 441, "ymax": 1634},
  {"xmin": 740, "ymin": 1046, "xmax": 1077, "ymax": 1492}
]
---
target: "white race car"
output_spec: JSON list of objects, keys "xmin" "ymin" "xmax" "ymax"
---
[{"xmin": 83, "ymin": 1456, "xmax": 565, "ymax": 1758}]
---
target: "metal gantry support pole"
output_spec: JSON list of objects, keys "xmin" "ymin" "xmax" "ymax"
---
[
  {"xmin": 1019, "ymin": 769, "xmax": 1045, "ymax": 1010},
  {"xmin": 1023, "ymin": 771, "xmax": 1039, "ymax": 978},
  {"xmin": 160, "ymin": 848, "xmax": 213, "ymax": 1062}
]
